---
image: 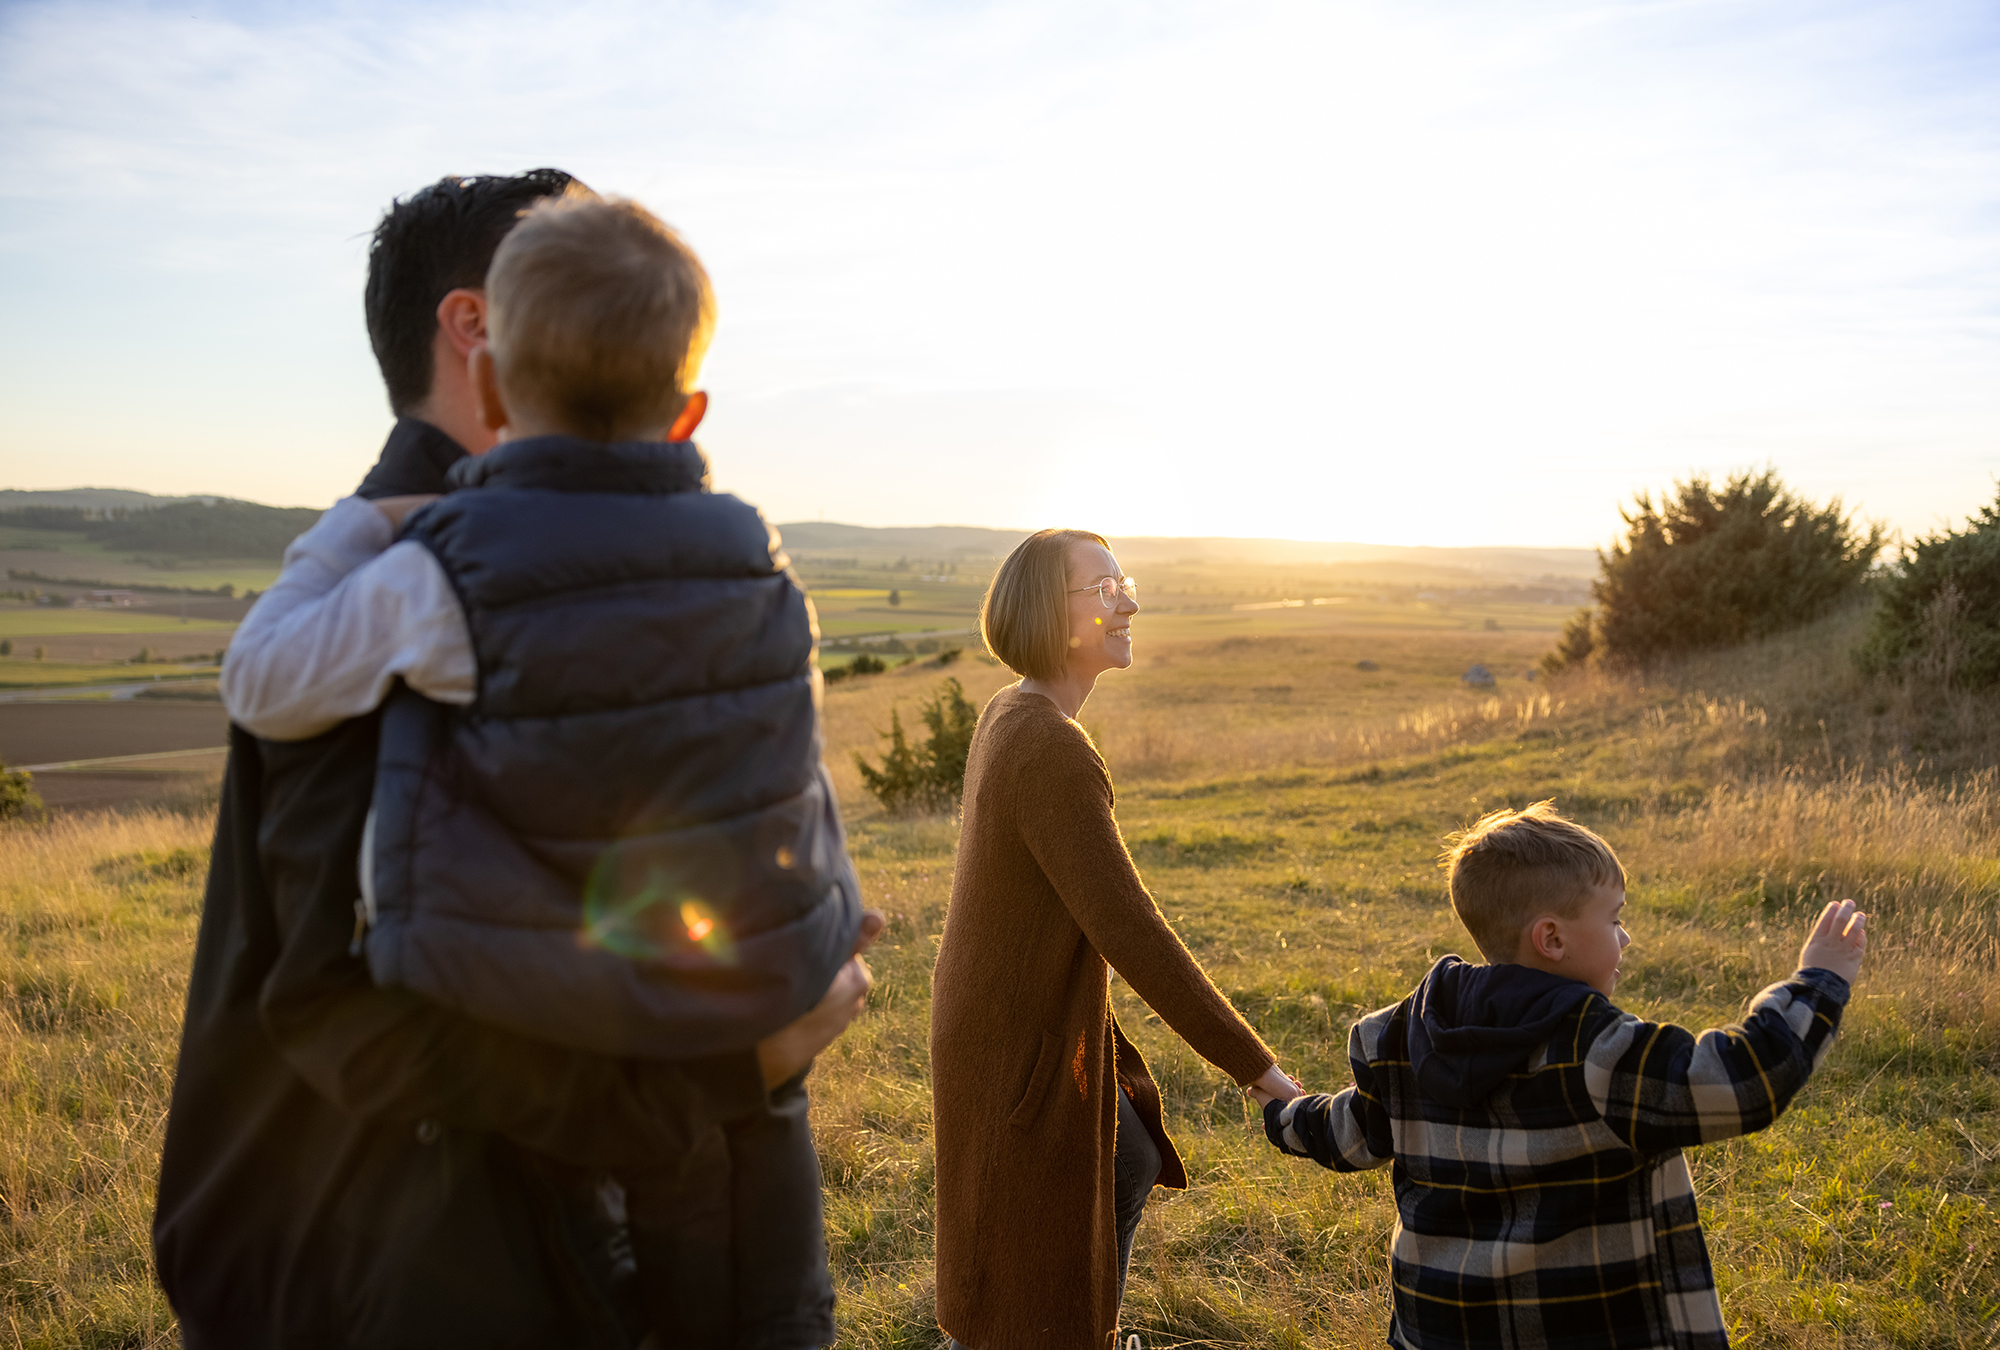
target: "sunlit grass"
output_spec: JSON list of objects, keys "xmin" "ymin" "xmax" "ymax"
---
[{"xmin": 1, "ymin": 608, "xmax": 1996, "ymax": 1346}]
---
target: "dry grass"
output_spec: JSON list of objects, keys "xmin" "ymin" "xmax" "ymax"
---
[
  {"xmin": 1, "ymin": 606, "xmax": 1995, "ymax": 1347},
  {"xmin": 0, "ymin": 811, "xmax": 204, "ymax": 1349}
]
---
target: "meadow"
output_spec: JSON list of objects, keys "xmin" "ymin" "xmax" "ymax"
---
[{"xmin": 1, "ymin": 603, "xmax": 1995, "ymax": 1347}]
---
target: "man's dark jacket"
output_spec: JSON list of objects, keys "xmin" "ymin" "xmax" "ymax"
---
[
  {"xmin": 153, "ymin": 419, "xmax": 767, "ymax": 1350},
  {"xmin": 365, "ymin": 435, "xmax": 862, "ymax": 1058}
]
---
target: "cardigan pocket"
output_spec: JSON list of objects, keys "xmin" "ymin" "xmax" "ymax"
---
[{"xmin": 1007, "ymin": 1031, "xmax": 1064, "ymax": 1132}]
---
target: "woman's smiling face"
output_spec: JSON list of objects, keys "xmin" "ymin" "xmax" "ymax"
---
[{"xmin": 1062, "ymin": 539, "xmax": 1139, "ymax": 680}]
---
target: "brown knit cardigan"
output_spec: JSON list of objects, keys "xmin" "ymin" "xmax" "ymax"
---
[{"xmin": 930, "ymin": 687, "xmax": 1276, "ymax": 1348}]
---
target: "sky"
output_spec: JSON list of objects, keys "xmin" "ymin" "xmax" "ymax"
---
[{"xmin": 0, "ymin": 0, "xmax": 1995, "ymax": 548}]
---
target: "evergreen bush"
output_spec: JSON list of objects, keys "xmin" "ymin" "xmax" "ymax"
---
[
  {"xmin": 0, "ymin": 760, "xmax": 42, "ymax": 821},
  {"xmin": 855, "ymin": 677, "xmax": 978, "ymax": 815},
  {"xmin": 1860, "ymin": 486, "xmax": 2000, "ymax": 688},
  {"xmin": 1546, "ymin": 468, "xmax": 1881, "ymax": 671}
]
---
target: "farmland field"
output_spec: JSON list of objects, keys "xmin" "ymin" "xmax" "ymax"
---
[
  {"xmin": 0, "ymin": 611, "xmax": 234, "ymax": 640},
  {"xmin": 1, "ymin": 604, "xmax": 1995, "ymax": 1348}
]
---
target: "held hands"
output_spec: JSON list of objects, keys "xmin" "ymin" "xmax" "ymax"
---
[
  {"xmin": 1245, "ymin": 1062, "xmax": 1304, "ymax": 1110},
  {"xmin": 754, "ymin": 909, "xmax": 886, "ymax": 1089},
  {"xmin": 1799, "ymin": 898, "xmax": 1868, "ymax": 985}
]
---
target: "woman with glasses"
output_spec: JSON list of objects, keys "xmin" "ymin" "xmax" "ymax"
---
[{"xmin": 929, "ymin": 528, "xmax": 1301, "ymax": 1350}]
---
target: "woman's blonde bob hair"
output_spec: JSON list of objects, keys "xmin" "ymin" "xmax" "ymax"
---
[{"xmin": 980, "ymin": 528, "xmax": 1110, "ymax": 681}]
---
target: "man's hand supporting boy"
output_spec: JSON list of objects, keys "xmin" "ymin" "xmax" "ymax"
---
[{"xmin": 755, "ymin": 910, "xmax": 886, "ymax": 1088}]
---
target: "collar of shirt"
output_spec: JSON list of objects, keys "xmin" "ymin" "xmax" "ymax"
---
[{"xmin": 356, "ymin": 418, "xmax": 468, "ymax": 500}]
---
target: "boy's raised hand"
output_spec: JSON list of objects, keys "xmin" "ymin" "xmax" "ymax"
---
[
  {"xmin": 754, "ymin": 909, "xmax": 887, "ymax": 1089},
  {"xmin": 1799, "ymin": 898, "xmax": 1868, "ymax": 985}
]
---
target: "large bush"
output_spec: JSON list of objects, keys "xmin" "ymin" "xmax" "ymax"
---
[
  {"xmin": 1547, "ymin": 468, "xmax": 1882, "ymax": 671},
  {"xmin": 855, "ymin": 677, "xmax": 978, "ymax": 814},
  {"xmin": 1860, "ymin": 486, "xmax": 2000, "ymax": 688}
]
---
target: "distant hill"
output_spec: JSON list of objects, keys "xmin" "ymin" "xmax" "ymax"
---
[
  {"xmin": 0, "ymin": 487, "xmax": 216, "ymax": 512},
  {"xmin": 776, "ymin": 522, "xmax": 1598, "ymax": 580},
  {"xmin": 0, "ymin": 489, "xmax": 1597, "ymax": 577},
  {"xmin": 0, "ymin": 489, "xmax": 317, "ymax": 561}
]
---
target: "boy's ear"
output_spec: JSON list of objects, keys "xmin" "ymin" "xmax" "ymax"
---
[
  {"xmin": 1527, "ymin": 916, "xmax": 1565, "ymax": 962},
  {"xmin": 470, "ymin": 344, "xmax": 509, "ymax": 438},
  {"xmin": 667, "ymin": 390, "xmax": 708, "ymax": 442}
]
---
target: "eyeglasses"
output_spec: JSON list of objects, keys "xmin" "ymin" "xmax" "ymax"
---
[{"xmin": 1068, "ymin": 575, "xmax": 1138, "ymax": 608}]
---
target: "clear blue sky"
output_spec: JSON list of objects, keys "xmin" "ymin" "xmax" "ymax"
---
[{"xmin": 1, "ymin": 0, "xmax": 1995, "ymax": 547}]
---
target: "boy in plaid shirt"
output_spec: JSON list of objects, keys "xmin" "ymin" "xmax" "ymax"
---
[{"xmin": 1259, "ymin": 801, "xmax": 1867, "ymax": 1350}]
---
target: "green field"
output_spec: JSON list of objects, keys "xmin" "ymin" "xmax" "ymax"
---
[
  {"xmin": 0, "ymin": 609, "xmax": 234, "ymax": 640},
  {"xmin": 790, "ymin": 541, "xmax": 1586, "ymax": 649},
  {"xmin": 0, "ymin": 663, "xmax": 219, "ymax": 692},
  {"xmin": 1, "ymin": 605, "xmax": 1994, "ymax": 1347},
  {"xmin": 1, "ymin": 525, "xmax": 280, "ymax": 593}
]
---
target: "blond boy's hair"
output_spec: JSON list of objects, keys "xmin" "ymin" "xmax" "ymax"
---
[
  {"xmin": 981, "ymin": 528, "xmax": 1109, "ymax": 682},
  {"xmin": 1441, "ymin": 801, "xmax": 1625, "ymax": 962},
  {"xmin": 486, "ymin": 195, "xmax": 716, "ymax": 442}
]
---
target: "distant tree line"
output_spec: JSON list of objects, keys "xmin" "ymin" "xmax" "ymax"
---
[{"xmin": 0, "ymin": 499, "xmax": 319, "ymax": 562}]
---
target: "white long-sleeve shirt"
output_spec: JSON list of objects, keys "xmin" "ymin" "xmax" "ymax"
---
[{"xmin": 221, "ymin": 496, "xmax": 476, "ymax": 741}]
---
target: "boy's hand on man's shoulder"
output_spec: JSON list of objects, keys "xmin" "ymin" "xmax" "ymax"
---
[
  {"xmin": 1799, "ymin": 898, "xmax": 1867, "ymax": 985},
  {"xmin": 372, "ymin": 494, "xmax": 442, "ymax": 532}
]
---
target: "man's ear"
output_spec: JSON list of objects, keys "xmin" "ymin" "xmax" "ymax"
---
[
  {"xmin": 1527, "ymin": 916, "xmax": 1565, "ymax": 962},
  {"xmin": 667, "ymin": 390, "xmax": 708, "ymax": 442},
  {"xmin": 436, "ymin": 288, "xmax": 488, "ymax": 358},
  {"xmin": 470, "ymin": 344, "xmax": 509, "ymax": 436}
]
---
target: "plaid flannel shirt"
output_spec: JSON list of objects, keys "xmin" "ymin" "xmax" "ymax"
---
[{"xmin": 1267, "ymin": 965, "xmax": 1850, "ymax": 1350}]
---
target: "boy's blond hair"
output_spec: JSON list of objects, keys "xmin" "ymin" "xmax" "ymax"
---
[
  {"xmin": 486, "ymin": 195, "xmax": 716, "ymax": 442},
  {"xmin": 981, "ymin": 528, "xmax": 1109, "ymax": 682},
  {"xmin": 1441, "ymin": 801, "xmax": 1625, "ymax": 961}
]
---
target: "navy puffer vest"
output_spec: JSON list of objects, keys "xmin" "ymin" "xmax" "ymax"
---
[{"xmin": 363, "ymin": 435, "xmax": 862, "ymax": 1058}]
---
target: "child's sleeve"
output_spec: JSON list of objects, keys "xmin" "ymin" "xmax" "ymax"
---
[
  {"xmin": 1584, "ymin": 967, "xmax": 1850, "ymax": 1155},
  {"xmin": 1263, "ymin": 1018, "xmax": 1395, "ymax": 1172},
  {"xmin": 221, "ymin": 496, "xmax": 475, "ymax": 741}
]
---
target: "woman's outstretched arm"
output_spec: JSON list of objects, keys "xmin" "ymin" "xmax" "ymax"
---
[{"xmin": 1016, "ymin": 727, "xmax": 1279, "ymax": 1088}]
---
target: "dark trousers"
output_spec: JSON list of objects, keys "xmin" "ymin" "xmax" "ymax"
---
[
  {"xmin": 626, "ymin": 1073, "xmax": 835, "ymax": 1350},
  {"xmin": 950, "ymin": 1089, "xmax": 1164, "ymax": 1350}
]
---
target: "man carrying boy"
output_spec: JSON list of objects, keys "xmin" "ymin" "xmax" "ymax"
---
[
  {"xmin": 220, "ymin": 192, "xmax": 867, "ymax": 1347},
  {"xmin": 1258, "ymin": 800, "xmax": 1866, "ymax": 1350},
  {"xmin": 157, "ymin": 170, "xmax": 870, "ymax": 1349}
]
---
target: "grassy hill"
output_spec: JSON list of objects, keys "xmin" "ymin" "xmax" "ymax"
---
[{"xmin": 1, "ymin": 603, "xmax": 1993, "ymax": 1346}]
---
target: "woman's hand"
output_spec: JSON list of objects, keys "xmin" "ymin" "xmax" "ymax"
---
[{"xmin": 1245, "ymin": 1062, "xmax": 1303, "ymax": 1108}]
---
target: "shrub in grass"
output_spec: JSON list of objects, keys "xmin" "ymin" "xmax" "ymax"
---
[
  {"xmin": 0, "ymin": 760, "xmax": 42, "ymax": 821},
  {"xmin": 0, "ymin": 638, "xmax": 10, "ymax": 656},
  {"xmin": 1860, "ymin": 486, "xmax": 2000, "ymax": 688},
  {"xmin": 1547, "ymin": 468, "xmax": 1882, "ymax": 672},
  {"xmin": 855, "ymin": 677, "xmax": 978, "ymax": 815},
  {"xmin": 850, "ymin": 653, "xmax": 887, "ymax": 676}
]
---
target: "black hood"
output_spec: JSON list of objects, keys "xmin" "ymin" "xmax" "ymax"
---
[{"xmin": 1406, "ymin": 955, "xmax": 1598, "ymax": 1109}]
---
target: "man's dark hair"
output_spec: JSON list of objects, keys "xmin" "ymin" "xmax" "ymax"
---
[{"xmin": 364, "ymin": 168, "xmax": 584, "ymax": 413}]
